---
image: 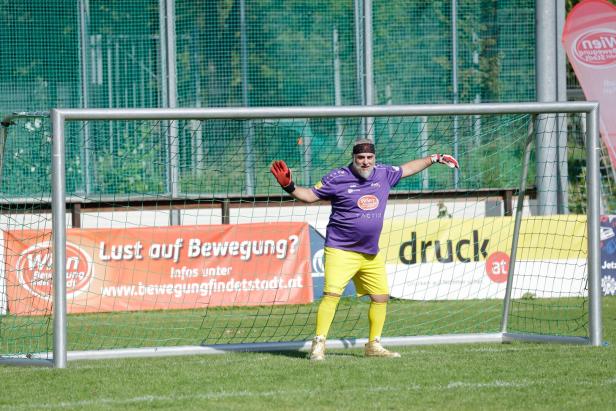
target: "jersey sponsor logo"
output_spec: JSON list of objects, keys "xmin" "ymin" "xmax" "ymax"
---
[
  {"xmin": 370, "ymin": 182, "xmax": 381, "ymax": 188},
  {"xmin": 347, "ymin": 188, "xmax": 360, "ymax": 193},
  {"xmin": 357, "ymin": 195, "xmax": 379, "ymax": 210}
]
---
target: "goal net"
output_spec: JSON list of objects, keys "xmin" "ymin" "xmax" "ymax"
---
[{"xmin": 0, "ymin": 103, "xmax": 605, "ymax": 367}]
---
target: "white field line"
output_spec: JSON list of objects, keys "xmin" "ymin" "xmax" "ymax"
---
[
  {"xmin": 446, "ymin": 380, "xmax": 531, "ymax": 389},
  {"xmin": 2, "ymin": 378, "xmax": 616, "ymax": 410}
]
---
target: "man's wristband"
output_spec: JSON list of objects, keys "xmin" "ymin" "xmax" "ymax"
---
[{"xmin": 282, "ymin": 182, "xmax": 296, "ymax": 194}]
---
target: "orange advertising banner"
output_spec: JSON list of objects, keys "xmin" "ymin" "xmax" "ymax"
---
[{"xmin": 5, "ymin": 222, "xmax": 312, "ymax": 315}]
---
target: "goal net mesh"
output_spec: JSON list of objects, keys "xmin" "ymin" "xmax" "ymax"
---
[{"xmin": 0, "ymin": 109, "xmax": 611, "ymax": 359}]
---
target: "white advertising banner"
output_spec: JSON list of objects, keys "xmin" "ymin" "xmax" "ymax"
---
[{"xmin": 379, "ymin": 215, "xmax": 588, "ymax": 300}]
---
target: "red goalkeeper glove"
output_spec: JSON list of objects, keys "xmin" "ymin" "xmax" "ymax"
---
[
  {"xmin": 270, "ymin": 160, "xmax": 296, "ymax": 193},
  {"xmin": 430, "ymin": 154, "xmax": 459, "ymax": 169}
]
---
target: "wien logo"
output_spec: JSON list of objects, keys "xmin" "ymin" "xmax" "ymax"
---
[
  {"xmin": 357, "ymin": 195, "xmax": 379, "ymax": 210},
  {"xmin": 574, "ymin": 30, "xmax": 616, "ymax": 67},
  {"xmin": 15, "ymin": 241, "xmax": 94, "ymax": 300}
]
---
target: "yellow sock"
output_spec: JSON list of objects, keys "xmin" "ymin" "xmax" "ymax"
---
[
  {"xmin": 368, "ymin": 302, "xmax": 387, "ymax": 341},
  {"xmin": 315, "ymin": 295, "xmax": 340, "ymax": 337}
]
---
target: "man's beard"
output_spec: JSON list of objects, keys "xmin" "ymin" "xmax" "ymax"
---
[{"xmin": 353, "ymin": 163, "xmax": 373, "ymax": 179}]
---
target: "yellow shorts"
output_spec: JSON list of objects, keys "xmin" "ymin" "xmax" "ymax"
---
[{"xmin": 323, "ymin": 247, "xmax": 389, "ymax": 296}]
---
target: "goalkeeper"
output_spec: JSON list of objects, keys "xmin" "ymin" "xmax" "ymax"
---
[{"xmin": 270, "ymin": 139, "xmax": 458, "ymax": 360}]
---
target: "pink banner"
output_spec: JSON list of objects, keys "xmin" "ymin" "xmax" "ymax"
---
[{"xmin": 563, "ymin": 0, "xmax": 616, "ymax": 170}]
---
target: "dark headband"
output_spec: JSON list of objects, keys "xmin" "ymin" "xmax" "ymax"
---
[{"xmin": 352, "ymin": 143, "xmax": 375, "ymax": 155}]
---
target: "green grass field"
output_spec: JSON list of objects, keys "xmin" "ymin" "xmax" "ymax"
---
[
  {"xmin": 1, "ymin": 296, "xmax": 586, "ymax": 355},
  {"xmin": 0, "ymin": 296, "xmax": 614, "ymax": 410}
]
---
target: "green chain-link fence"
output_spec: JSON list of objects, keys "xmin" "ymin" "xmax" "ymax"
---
[{"xmin": 1, "ymin": 0, "xmax": 539, "ymax": 198}]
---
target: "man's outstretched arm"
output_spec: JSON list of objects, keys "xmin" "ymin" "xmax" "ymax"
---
[
  {"xmin": 400, "ymin": 154, "xmax": 459, "ymax": 178},
  {"xmin": 270, "ymin": 160, "xmax": 320, "ymax": 203}
]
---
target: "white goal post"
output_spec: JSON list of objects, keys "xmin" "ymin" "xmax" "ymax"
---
[{"xmin": 0, "ymin": 102, "xmax": 603, "ymax": 368}]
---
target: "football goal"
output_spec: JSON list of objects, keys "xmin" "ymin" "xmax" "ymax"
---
[{"xmin": 0, "ymin": 102, "xmax": 603, "ymax": 368}]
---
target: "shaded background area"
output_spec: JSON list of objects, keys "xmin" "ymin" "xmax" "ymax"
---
[{"xmin": 0, "ymin": 0, "xmax": 613, "ymax": 215}]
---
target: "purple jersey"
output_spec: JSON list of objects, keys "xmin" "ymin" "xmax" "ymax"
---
[{"xmin": 311, "ymin": 163, "xmax": 403, "ymax": 255}]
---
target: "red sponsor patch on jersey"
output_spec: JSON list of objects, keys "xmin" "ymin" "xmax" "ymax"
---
[{"xmin": 357, "ymin": 195, "xmax": 379, "ymax": 211}]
